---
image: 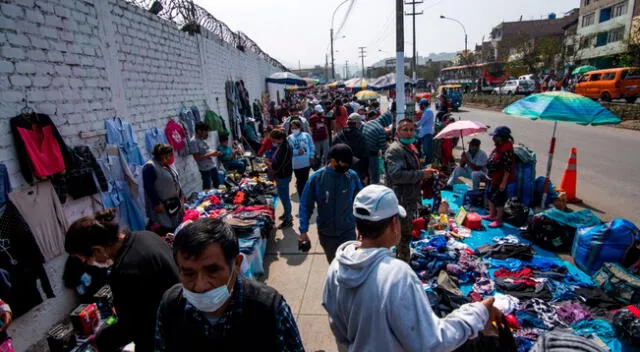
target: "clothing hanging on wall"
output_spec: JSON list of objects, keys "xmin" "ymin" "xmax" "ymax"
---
[
  {"xmin": 0, "ymin": 165, "xmax": 10, "ymax": 215},
  {"xmin": 66, "ymin": 146, "xmax": 109, "ymax": 200},
  {"xmin": 10, "ymin": 113, "xmax": 73, "ymax": 184},
  {"xmin": 105, "ymin": 116, "xmax": 145, "ymax": 166},
  {"xmin": 179, "ymin": 107, "xmax": 198, "ymax": 153},
  {"xmin": 144, "ymin": 127, "xmax": 169, "ymax": 156},
  {"xmin": 165, "ymin": 120, "xmax": 188, "ymax": 156},
  {"xmin": 225, "ymin": 80, "xmax": 241, "ymax": 139},
  {"xmin": 98, "ymin": 146, "xmax": 145, "ymax": 231},
  {"xmin": 0, "ymin": 201, "xmax": 54, "ymax": 317},
  {"xmin": 8, "ymin": 181, "xmax": 68, "ymax": 261}
]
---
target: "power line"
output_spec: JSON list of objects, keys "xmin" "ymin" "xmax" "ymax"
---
[{"xmin": 334, "ymin": 0, "xmax": 357, "ymax": 37}]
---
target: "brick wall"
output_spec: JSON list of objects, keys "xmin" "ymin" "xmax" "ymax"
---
[{"xmin": 0, "ymin": 0, "xmax": 279, "ymax": 349}]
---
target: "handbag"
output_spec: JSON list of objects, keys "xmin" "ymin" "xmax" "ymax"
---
[{"xmin": 592, "ymin": 263, "xmax": 640, "ymax": 305}]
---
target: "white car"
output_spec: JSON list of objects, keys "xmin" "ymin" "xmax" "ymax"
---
[{"xmin": 492, "ymin": 80, "xmax": 535, "ymax": 95}]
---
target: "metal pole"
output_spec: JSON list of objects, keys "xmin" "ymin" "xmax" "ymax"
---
[
  {"xmin": 330, "ymin": 28, "xmax": 335, "ymax": 80},
  {"xmin": 465, "ymin": 33, "xmax": 468, "ymax": 53},
  {"xmin": 395, "ymin": 0, "xmax": 405, "ymax": 122},
  {"xmin": 541, "ymin": 121, "xmax": 558, "ymax": 208}
]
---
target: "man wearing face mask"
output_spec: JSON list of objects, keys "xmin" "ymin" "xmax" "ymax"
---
[
  {"xmin": 64, "ymin": 209, "xmax": 179, "ymax": 352},
  {"xmin": 287, "ymin": 120, "xmax": 315, "ymax": 198},
  {"xmin": 191, "ymin": 122, "xmax": 222, "ymax": 190},
  {"xmin": 384, "ymin": 119, "xmax": 438, "ymax": 262},
  {"xmin": 323, "ymin": 185, "xmax": 498, "ymax": 352},
  {"xmin": 299, "ymin": 144, "xmax": 363, "ymax": 262},
  {"xmin": 155, "ymin": 218, "xmax": 304, "ymax": 351}
]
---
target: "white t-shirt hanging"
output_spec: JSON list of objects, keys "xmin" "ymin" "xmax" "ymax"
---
[{"xmin": 9, "ymin": 181, "xmax": 69, "ymax": 261}]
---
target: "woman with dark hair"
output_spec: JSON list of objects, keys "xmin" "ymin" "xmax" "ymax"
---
[
  {"xmin": 265, "ymin": 128, "xmax": 293, "ymax": 229},
  {"xmin": 484, "ymin": 126, "xmax": 516, "ymax": 228},
  {"xmin": 142, "ymin": 144, "xmax": 184, "ymax": 235},
  {"xmin": 64, "ymin": 209, "xmax": 179, "ymax": 352}
]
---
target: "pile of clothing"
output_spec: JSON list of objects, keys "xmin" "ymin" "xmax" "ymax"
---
[
  {"xmin": 179, "ymin": 176, "xmax": 277, "ymax": 278},
  {"xmin": 409, "ymin": 233, "xmax": 629, "ymax": 352}
]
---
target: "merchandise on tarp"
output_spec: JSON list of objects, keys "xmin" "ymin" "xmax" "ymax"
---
[
  {"xmin": 416, "ymin": 183, "xmax": 634, "ymax": 351},
  {"xmin": 572, "ymin": 218, "xmax": 640, "ymax": 275},
  {"xmin": 592, "ymin": 263, "xmax": 640, "ymax": 305}
]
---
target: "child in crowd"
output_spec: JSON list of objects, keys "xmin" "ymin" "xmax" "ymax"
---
[{"xmin": 217, "ymin": 134, "xmax": 247, "ymax": 174}]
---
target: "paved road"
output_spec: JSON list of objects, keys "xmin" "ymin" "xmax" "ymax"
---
[{"xmin": 456, "ymin": 107, "xmax": 640, "ymax": 224}]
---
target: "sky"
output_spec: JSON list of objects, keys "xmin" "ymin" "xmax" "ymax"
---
[{"xmin": 195, "ymin": 0, "xmax": 580, "ymax": 70}]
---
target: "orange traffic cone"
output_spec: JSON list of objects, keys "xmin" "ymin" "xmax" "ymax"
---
[{"xmin": 560, "ymin": 148, "xmax": 582, "ymax": 204}]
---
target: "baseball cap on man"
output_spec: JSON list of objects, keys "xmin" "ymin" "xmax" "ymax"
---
[
  {"xmin": 489, "ymin": 125, "xmax": 512, "ymax": 137},
  {"xmin": 314, "ymin": 104, "xmax": 324, "ymax": 113},
  {"xmin": 353, "ymin": 185, "xmax": 407, "ymax": 221},
  {"xmin": 347, "ymin": 113, "xmax": 362, "ymax": 125},
  {"xmin": 328, "ymin": 144, "xmax": 354, "ymax": 165},
  {"xmin": 419, "ymin": 98, "xmax": 429, "ymax": 106}
]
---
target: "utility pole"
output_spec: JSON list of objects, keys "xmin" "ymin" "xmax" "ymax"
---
[
  {"xmin": 395, "ymin": 0, "xmax": 405, "ymax": 122},
  {"xmin": 345, "ymin": 60, "xmax": 350, "ymax": 79},
  {"xmin": 358, "ymin": 47, "xmax": 367, "ymax": 78},
  {"xmin": 325, "ymin": 54, "xmax": 329, "ymax": 83},
  {"xmin": 330, "ymin": 28, "xmax": 335, "ymax": 79},
  {"xmin": 405, "ymin": 1, "xmax": 423, "ymax": 89}
]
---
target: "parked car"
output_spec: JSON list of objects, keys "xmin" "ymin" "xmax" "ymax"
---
[
  {"xmin": 492, "ymin": 80, "xmax": 535, "ymax": 95},
  {"xmin": 519, "ymin": 74, "xmax": 535, "ymax": 81},
  {"xmin": 574, "ymin": 67, "xmax": 640, "ymax": 103}
]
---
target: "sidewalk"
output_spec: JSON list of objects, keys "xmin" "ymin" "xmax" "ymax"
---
[{"xmin": 261, "ymin": 191, "xmax": 338, "ymax": 352}]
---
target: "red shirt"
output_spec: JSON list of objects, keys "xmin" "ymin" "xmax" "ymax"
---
[
  {"xmin": 257, "ymin": 138, "xmax": 273, "ymax": 156},
  {"xmin": 308, "ymin": 113, "xmax": 328, "ymax": 141},
  {"xmin": 334, "ymin": 106, "xmax": 348, "ymax": 131}
]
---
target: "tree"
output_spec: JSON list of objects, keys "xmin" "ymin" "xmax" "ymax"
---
[{"xmin": 499, "ymin": 35, "xmax": 563, "ymax": 74}]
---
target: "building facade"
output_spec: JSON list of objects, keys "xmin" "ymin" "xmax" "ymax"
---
[{"xmin": 576, "ymin": 0, "xmax": 636, "ymax": 65}]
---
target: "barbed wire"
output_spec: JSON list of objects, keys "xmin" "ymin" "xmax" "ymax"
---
[{"xmin": 123, "ymin": 0, "xmax": 287, "ymax": 71}]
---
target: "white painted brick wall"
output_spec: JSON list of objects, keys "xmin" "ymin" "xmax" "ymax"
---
[{"xmin": 1, "ymin": 0, "xmax": 280, "ymax": 350}]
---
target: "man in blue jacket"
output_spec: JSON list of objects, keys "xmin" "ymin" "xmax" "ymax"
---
[{"xmin": 298, "ymin": 144, "xmax": 363, "ymax": 263}]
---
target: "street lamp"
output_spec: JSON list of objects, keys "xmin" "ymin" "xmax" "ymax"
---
[
  {"xmin": 331, "ymin": 0, "xmax": 350, "ymax": 80},
  {"xmin": 440, "ymin": 15, "xmax": 467, "ymax": 53}
]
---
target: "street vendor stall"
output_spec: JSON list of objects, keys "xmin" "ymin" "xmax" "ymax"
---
[
  {"xmin": 410, "ymin": 184, "xmax": 639, "ymax": 352},
  {"xmin": 179, "ymin": 175, "xmax": 278, "ymax": 279}
]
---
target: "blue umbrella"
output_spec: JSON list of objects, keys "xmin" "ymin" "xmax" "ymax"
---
[
  {"xmin": 503, "ymin": 91, "xmax": 621, "ymax": 207},
  {"xmin": 266, "ymin": 72, "xmax": 307, "ymax": 86}
]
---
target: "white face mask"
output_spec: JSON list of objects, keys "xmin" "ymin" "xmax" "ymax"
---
[
  {"xmin": 183, "ymin": 269, "xmax": 234, "ymax": 313},
  {"xmin": 291, "ymin": 129, "xmax": 301, "ymax": 136},
  {"xmin": 88, "ymin": 259, "xmax": 113, "ymax": 269}
]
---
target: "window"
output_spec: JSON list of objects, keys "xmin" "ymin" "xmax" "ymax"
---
[
  {"xmin": 608, "ymin": 27, "xmax": 625, "ymax": 43},
  {"xmin": 613, "ymin": 1, "xmax": 628, "ymax": 17},
  {"xmin": 582, "ymin": 13, "xmax": 595, "ymax": 27},
  {"xmin": 622, "ymin": 69, "xmax": 640, "ymax": 80},
  {"xmin": 579, "ymin": 75, "xmax": 589, "ymax": 83},
  {"xmin": 602, "ymin": 73, "xmax": 616, "ymax": 80},
  {"xmin": 579, "ymin": 36, "xmax": 592, "ymax": 49},
  {"xmin": 566, "ymin": 44, "xmax": 575, "ymax": 56},
  {"xmin": 584, "ymin": 0, "xmax": 591, "ymax": 5},
  {"xmin": 596, "ymin": 32, "xmax": 608, "ymax": 47},
  {"xmin": 600, "ymin": 7, "xmax": 612, "ymax": 22},
  {"xmin": 590, "ymin": 74, "xmax": 602, "ymax": 81}
]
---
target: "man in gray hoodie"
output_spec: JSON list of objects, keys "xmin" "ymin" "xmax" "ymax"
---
[{"xmin": 323, "ymin": 184, "xmax": 497, "ymax": 352}]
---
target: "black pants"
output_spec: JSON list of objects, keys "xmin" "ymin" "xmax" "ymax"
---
[
  {"xmin": 319, "ymin": 230, "xmax": 356, "ymax": 263},
  {"xmin": 293, "ymin": 167, "xmax": 310, "ymax": 197}
]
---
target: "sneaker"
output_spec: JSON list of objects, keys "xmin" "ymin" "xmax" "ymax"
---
[
  {"xmin": 488, "ymin": 221, "xmax": 503, "ymax": 228},
  {"xmin": 481, "ymin": 215, "xmax": 494, "ymax": 221},
  {"xmin": 277, "ymin": 220, "xmax": 293, "ymax": 229}
]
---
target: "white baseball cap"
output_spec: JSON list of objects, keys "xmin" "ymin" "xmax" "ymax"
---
[
  {"xmin": 353, "ymin": 185, "xmax": 406, "ymax": 221},
  {"xmin": 314, "ymin": 104, "xmax": 324, "ymax": 112}
]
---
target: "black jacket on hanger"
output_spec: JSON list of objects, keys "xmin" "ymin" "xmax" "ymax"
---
[{"xmin": 67, "ymin": 146, "xmax": 109, "ymax": 199}]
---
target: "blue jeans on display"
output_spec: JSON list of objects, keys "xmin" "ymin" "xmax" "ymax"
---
[
  {"xmin": 200, "ymin": 167, "xmax": 220, "ymax": 190},
  {"xmin": 422, "ymin": 134, "xmax": 433, "ymax": 165},
  {"xmin": 276, "ymin": 176, "xmax": 292, "ymax": 222},
  {"xmin": 369, "ymin": 155, "xmax": 380, "ymax": 184}
]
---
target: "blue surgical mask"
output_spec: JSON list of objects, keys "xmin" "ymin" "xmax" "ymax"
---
[
  {"xmin": 400, "ymin": 137, "xmax": 416, "ymax": 145},
  {"xmin": 183, "ymin": 269, "xmax": 235, "ymax": 313}
]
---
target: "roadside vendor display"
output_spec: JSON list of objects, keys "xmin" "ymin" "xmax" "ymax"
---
[{"xmin": 412, "ymin": 184, "xmax": 640, "ymax": 352}]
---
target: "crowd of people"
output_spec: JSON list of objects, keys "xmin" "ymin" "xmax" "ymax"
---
[{"xmin": 56, "ymin": 87, "xmax": 527, "ymax": 352}]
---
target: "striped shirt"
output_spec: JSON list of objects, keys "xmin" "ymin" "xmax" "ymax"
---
[{"xmin": 362, "ymin": 112, "xmax": 393, "ymax": 154}]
